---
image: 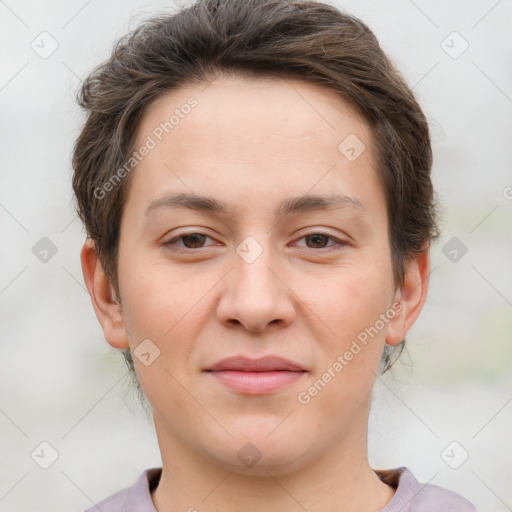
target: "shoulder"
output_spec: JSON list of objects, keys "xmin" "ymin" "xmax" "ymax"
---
[
  {"xmin": 378, "ymin": 467, "xmax": 478, "ymax": 512},
  {"xmin": 84, "ymin": 468, "xmax": 161, "ymax": 512},
  {"xmin": 84, "ymin": 486, "xmax": 130, "ymax": 512}
]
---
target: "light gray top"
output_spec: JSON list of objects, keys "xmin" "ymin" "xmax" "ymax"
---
[{"xmin": 85, "ymin": 466, "xmax": 477, "ymax": 511}]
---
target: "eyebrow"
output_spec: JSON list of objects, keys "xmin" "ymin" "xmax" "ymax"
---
[{"xmin": 145, "ymin": 191, "xmax": 366, "ymax": 218}]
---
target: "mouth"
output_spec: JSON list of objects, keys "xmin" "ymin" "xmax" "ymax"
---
[{"xmin": 204, "ymin": 355, "xmax": 307, "ymax": 395}]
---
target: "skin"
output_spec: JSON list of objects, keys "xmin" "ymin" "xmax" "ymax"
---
[{"xmin": 81, "ymin": 74, "xmax": 430, "ymax": 512}]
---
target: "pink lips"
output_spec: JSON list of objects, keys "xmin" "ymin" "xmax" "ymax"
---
[{"xmin": 204, "ymin": 355, "xmax": 307, "ymax": 394}]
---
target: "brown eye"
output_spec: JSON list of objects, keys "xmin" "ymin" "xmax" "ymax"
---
[
  {"xmin": 292, "ymin": 232, "xmax": 348, "ymax": 252},
  {"xmin": 164, "ymin": 232, "xmax": 216, "ymax": 251},
  {"xmin": 304, "ymin": 233, "xmax": 330, "ymax": 249},
  {"xmin": 181, "ymin": 233, "xmax": 207, "ymax": 248}
]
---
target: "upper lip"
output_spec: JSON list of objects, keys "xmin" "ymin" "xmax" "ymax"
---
[{"xmin": 205, "ymin": 355, "xmax": 306, "ymax": 372}]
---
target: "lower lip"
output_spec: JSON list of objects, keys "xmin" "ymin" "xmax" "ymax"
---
[{"xmin": 206, "ymin": 370, "xmax": 306, "ymax": 394}]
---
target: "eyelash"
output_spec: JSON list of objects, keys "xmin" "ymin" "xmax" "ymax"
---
[{"xmin": 163, "ymin": 232, "xmax": 347, "ymax": 253}]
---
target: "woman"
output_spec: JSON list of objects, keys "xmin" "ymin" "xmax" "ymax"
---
[{"xmin": 73, "ymin": 0, "xmax": 477, "ymax": 509}]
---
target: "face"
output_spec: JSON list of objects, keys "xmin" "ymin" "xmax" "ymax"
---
[{"xmin": 93, "ymin": 74, "xmax": 418, "ymax": 476}]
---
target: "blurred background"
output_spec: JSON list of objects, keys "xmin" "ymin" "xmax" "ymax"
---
[{"xmin": 1, "ymin": 0, "xmax": 511, "ymax": 510}]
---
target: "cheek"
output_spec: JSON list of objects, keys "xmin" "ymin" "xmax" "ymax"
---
[
  {"xmin": 118, "ymin": 259, "xmax": 225, "ymax": 375},
  {"xmin": 119, "ymin": 264, "xmax": 211, "ymax": 408},
  {"xmin": 296, "ymin": 255, "xmax": 394, "ymax": 392},
  {"xmin": 299, "ymin": 273, "xmax": 392, "ymax": 419},
  {"xmin": 120, "ymin": 258, "xmax": 205, "ymax": 332},
  {"xmin": 305, "ymin": 263, "xmax": 393, "ymax": 337}
]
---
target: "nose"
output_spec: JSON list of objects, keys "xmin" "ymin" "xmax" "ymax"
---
[{"xmin": 216, "ymin": 238, "xmax": 296, "ymax": 333}]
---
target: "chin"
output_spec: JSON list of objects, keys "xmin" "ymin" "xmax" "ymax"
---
[
  {"xmin": 215, "ymin": 450, "xmax": 310, "ymax": 477},
  {"xmin": 203, "ymin": 433, "xmax": 313, "ymax": 477}
]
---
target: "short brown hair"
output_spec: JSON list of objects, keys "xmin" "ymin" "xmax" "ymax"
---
[{"xmin": 72, "ymin": 0, "xmax": 438, "ymax": 381}]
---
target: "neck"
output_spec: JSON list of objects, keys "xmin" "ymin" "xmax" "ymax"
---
[{"xmin": 151, "ymin": 412, "xmax": 395, "ymax": 512}]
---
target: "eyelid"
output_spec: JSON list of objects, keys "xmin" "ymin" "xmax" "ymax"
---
[
  {"xmin": 163, "ymin": 229, "xmax": 348, "ymax": 252},
  {"xmin": 290, "ymin": 231, "xmax": 348, "ymax": 251},
  {"xmin": 163, "ymin": 231, "xmax": 219, "ymax": 249}
]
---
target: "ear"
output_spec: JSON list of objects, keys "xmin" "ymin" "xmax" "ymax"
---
[
  {"xmin": 80, "ymin": 239, "xmax": 130, "ymax": 349},
  {"xmin": 385, "ymin": 247, "xmax": 430, "ymax": 346}
]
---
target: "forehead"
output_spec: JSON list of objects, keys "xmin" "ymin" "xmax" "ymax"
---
[
  {"xmin": 126, "ymin": 74, "xmax": 382, "ymax": 216},
  {"xmin": 140, "ymin": 72, "xmax": 372, "ymax": 148}
]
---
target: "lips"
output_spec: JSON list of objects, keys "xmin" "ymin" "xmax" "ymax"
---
[
  {"xmin": 205, "ymin": 355, "xmax": 305, "ymax": 372},
  {"xmin": 204, "ymin": 355, "xmax": 307, "ymax": 394}
]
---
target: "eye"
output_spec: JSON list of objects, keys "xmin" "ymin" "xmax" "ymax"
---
[
  {"xmin": 163, "ymin": 231, "xmax": 347, "ymax": 253},
  {"xmin": 293, "ymin": 232, "xmax": 346, "ymax": 250},
  {"xmin": 163, "ymin": 232, "xmax": 217, "ymax": 251}
]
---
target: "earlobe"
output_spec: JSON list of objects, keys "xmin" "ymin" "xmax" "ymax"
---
[
  {"xmin": 80, "ymin": 240, "xmax": 130, "ymax": 349},
  {"xmin": 385, "ymin": 248, "xmax": 430, "ymax": 346}
]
